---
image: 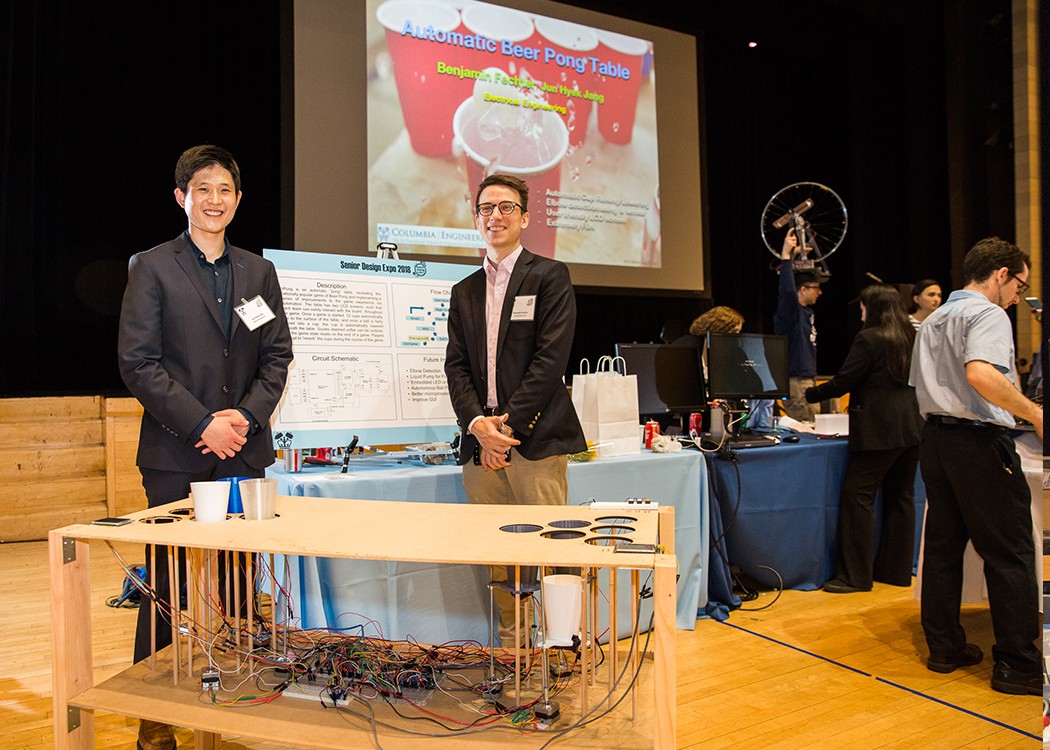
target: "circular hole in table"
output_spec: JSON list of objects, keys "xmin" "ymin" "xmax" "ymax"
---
[
  {"xmin": 585, "ymin": 536, "xmax": 630, "ymax": 546},
  {"xmin": 595, "ymin": 515, "xmax": 636, "ymax": 525},
  {"xmin": 548, "ymin": 519, "xmax": 591, "ymax": 529},
  {"xmin": 590, "ymin": 524, "xmax": 635, "ymax": 535},
  {"xmin": 140, "ymin": 516, "xmax": 181, "ymax": 524},
  {"xmin": 190, "ymin": 514, "xmax": 234, "ymax": 522},
  {"xmin": 541, "ymin": 529, "xmax": 586, "ymax": 540},
  {"xmin": 499, "ymin": 524, "xmax": 544, "ymax": 533}
]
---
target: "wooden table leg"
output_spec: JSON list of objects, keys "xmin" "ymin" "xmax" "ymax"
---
[
  {"xmin": 653, "ymin": 555, "xmax": 677, "ymax": 750},
  {"xmin": 49, "ymin": 532, "xmax": 95, "ymax": 750}
]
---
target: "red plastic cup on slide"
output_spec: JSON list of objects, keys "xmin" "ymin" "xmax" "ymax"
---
[
  {"xmin": 594, "ymin": 30, "xmax": 649, "ymax": 145},
  {"xmin": 453, "ymin": 91, "xmax": 568, "ymax": 258},
  {"xmin": 460, "ymin": 4, "xmax": 538, "ymax": 77},
  {"xmin": 533, "ymin": 16, "xmax": 598, "ymax": 148},
  {"xmin": 376, "ymin": 0, "xmax": 463, "ymax": 158}
]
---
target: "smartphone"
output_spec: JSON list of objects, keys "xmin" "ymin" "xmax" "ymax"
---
[
  {"xmin": 1024, "ymin": 297, "xmax": 1042, "ymax": 312},
  {"xmin": 92, "ymin": 517, "xmax": 133, "ymax": 526}
]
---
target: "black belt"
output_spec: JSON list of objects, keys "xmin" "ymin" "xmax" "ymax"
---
[
  {"xmin": 926, "ymin": 414, "xmax": 1006, "ymax": 431},
  {"xmin": 483, "ymin": 406, "xmax": 501, "ymax": 417}
]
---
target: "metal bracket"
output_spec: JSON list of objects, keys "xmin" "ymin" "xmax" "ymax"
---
[
  {"xmin": 376, "ymin": 241, "xmax": 399, "ymax": 259},
  {"xmin": 62, "ymin": 538, "xmax": 77, "ymax": 564},
  {"xmin": 67, "ymin": 705, "xmax": 81, "ymax": 731}
]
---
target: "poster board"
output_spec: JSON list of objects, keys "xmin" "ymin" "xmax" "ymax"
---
[{"xmin": 265, "ymin": 248, "xmax": 476, "ymax": 450}]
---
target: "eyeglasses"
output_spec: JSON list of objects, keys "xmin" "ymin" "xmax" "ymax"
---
[
  {"xmin": 801, "ymin": 283, "xmax": 822, "ymax": 290},
  {"xmin": 1008, "ymin": 273, "xmax": 1030, "ymax": 296},
  {"xmin": 476, "ymin": 201, "xmax": 524, "ymax": 216}
]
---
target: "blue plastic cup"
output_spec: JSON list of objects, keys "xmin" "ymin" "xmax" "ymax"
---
[{"xmin": 218, "ymin": 476, "xmax": 249, "ymax": 514}]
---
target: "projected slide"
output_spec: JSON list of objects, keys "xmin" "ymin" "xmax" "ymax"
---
[{"xmin": 367, "ymin": 0, "xmax": 660, "ymax": 268}]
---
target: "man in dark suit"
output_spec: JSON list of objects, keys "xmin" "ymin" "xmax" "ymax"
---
[
  {"xmin": 444, "ymin": 173, "xmax": 586, "ymax": 649},
  {"xmin": 117, "ymin": 145, "xmax": 293, "ymax": 750}
]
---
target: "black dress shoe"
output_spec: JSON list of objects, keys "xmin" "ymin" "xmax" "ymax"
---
[
  {"xmin": 990, "ymin": 661, "xmax": 1042, "ymax": 696},
  {"xmin": 926, "ymin": 642, "xmax": 983, "ymax": 673},
  {"xmin": 821, "ymin": 578, "xmax": 871, "ymax": 594}
]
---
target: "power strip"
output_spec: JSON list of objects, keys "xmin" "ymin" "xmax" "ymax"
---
[{"xmin": 588, "ymin": 499, "xmax": 660, "ymax": 509}]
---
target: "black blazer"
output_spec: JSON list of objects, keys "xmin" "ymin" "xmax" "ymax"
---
[
  {"xmin": 805, "ymin": 328, "xmax": 922, "ymax": 452},
  {"xmin": 445, "ymin": 249, "xmax": 586, "ymax": 463},
  {"xmin": 117, "ymin": 235, "xmax": 294, "ymax": 472}
]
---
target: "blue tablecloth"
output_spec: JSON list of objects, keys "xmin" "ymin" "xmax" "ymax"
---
[
  {"xmin": 704, "ymin": 434, "xmax": 926, "ymax": 597},
  {"xmin": 267, "ymin": 450, "xmax": 708, "ymax": 642}
]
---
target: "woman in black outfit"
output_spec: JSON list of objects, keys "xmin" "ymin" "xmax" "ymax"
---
[{"xmin": 805, "ymin": 284, "xmax": 923, "ymax": 593}]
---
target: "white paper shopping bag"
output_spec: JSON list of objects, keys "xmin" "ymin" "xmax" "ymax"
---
[{"xmin": 574, "ymin": 356, "xmax": 640, "ymax": 456}]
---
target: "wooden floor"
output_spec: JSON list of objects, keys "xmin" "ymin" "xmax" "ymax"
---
[{"xmin": 1, "ymin": 539, "xmax": 1041, "ymax": 749}]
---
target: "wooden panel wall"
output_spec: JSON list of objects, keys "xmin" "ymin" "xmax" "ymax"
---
[
  {"xmin": 0, "ymin": 397, "xmax": 147, "ymax": 542},
  {"xmin": 105, "ymin": 398, "xmax": 147, "ymax": 518},
  {"xmin": 0, "ymin": 397, "xmax": 106, "ymax": 541}
]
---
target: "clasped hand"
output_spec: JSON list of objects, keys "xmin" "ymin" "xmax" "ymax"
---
[
  {"xmin": 195, "ymin": 408, "xmax": 249, "ymax": 458},
  {"xmin": 472, "ymin": 414, "xmax": 521, "ymax": 471}
]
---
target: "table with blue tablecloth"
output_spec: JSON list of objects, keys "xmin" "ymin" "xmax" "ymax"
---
[
  {"xmin": 267, "ymin": 450, "xmax": 708, "ymax": 643},
  {"xmin": 704, "ymin": 433, "xmax": 927, "ymax": 599}
]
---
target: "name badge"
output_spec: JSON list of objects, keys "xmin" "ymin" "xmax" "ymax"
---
[
  {"xmin": 510, "ymin": 295, "xmax": 536, "ymax": 321},
  {"xmin": 235, "ymin": 296, "xmax": 276, "ymax": 331}
]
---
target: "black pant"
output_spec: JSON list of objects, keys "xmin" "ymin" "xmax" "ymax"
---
[
  {"xmin": 835, "ymin": 445, "xmax": 919, "ymax": 588},
  {"xmin": 133, "ymin": 459, "xmax": 261, "ymax": 664},
  {"xmin": 918, "ymin": 421, "xmax": 1039, "ymax": 670}
]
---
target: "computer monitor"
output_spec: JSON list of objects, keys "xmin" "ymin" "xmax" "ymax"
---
[
  {"xmin": 612, "ymin": 343, "xmax": 707, "ymax": 417},
  {"xmin": 705, "ymin": 333, "xmax": 790, "ymax": 401}
]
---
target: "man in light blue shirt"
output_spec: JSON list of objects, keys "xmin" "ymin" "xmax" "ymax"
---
[{"xmin": 909, "ymin": 237, "xmax": 1043, "ymax": 696}]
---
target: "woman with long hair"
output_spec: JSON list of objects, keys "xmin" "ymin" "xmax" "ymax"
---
[
  {"xmin": 908, "ymin": 279, "xmax": 942, "ymax": 329},
  {"xmin": 804, "ymin": 284, "xmax": 923, "ymax": 593}
]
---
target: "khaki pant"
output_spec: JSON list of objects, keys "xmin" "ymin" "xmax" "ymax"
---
[{"xmin": 462, "ymin": 450, "xmax": 568, "ymax": 648}]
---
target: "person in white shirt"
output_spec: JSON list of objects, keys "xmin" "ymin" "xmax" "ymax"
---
[{"xmin": 907, "ymin": 278, "xmax": 942, "ymax": 330}]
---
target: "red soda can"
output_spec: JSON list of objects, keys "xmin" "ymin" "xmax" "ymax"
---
[
  {"xmin": 644, "ymin": 420, "xmax": 660, "ymax": 449},
  {"xmin": 688, "ymin": 412, "xmax": 703, "ymax": 436}
]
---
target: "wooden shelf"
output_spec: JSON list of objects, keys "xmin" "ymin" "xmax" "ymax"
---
[{"xmin": 71, "ymin": 648, "xmax": 657, "ymax": 749}]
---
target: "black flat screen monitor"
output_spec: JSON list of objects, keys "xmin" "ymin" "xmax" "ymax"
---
[
  {"xmin": 613, "ymin": 343, "xmax": 706, "ymax": 416},
  {"xmin": 706, "ymin": 333, "xmax": 790, "ymax": 400}
]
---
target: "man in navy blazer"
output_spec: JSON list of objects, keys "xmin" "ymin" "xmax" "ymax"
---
[
  {"xmin": 445, "ymin": 174, "xmax": 585, "ymax": 648},
  {"xmin": 117, "ymin": 145, "xmax": 292, "ymax": 750}
]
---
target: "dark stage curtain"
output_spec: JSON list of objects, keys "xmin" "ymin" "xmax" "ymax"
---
[{"xmin": 0, "ymin": 1, "xmax": 1018, "ymax": 396}]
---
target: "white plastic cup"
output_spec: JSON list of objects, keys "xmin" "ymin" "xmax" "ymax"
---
[
  {"xmin": 190, "ymin": 481, "xmax": 231, "ymax": 523},
  {"xmin": 541, "ymin": 574, "xmax": 583, "ymax": 647},
  {"xmin": 239, "ymin": 478, "xmax": 278, "ymax": 521}
]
